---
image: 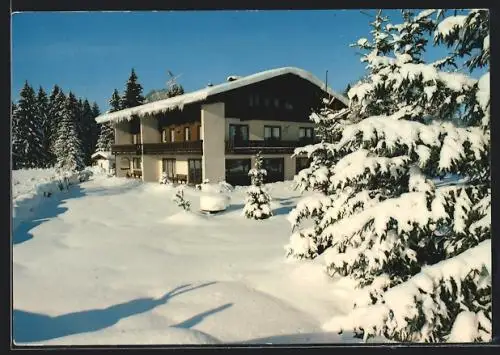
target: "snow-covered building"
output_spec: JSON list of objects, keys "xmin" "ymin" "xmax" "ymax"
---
[
  {"xmin": 94, "ymin": 67, "xmax": 348, "ymax": 185},
  {"xmin": 91, "ymin": 151, "xmax": 115, "ymax": 173}
]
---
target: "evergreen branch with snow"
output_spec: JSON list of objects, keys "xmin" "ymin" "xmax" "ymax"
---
[{"xmin": 285, "ymin": 8, "xmax": 490, "ymax": 342}]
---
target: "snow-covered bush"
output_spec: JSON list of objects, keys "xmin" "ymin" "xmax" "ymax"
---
[
  {"xmin": 219, "ymin": 181, "xmax": 234, "ymax": 193},
  {"xmin": 159, "ymin": 172, "xmax": 173, "ymax": 185},
  {"xmin": 173, "ymin": 186, "xmax": 191, "ymax": 211},
  {"xmin": 244, "ymin": 153, "xmax": 272, "ymax": 220},
  {"xmin": 286, "ymin": 9, "xmax": 490, "ymax": 342}
]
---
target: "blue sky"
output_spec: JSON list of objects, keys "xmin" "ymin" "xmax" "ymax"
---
[{"xmin": 12, "ymin": 10, "xmax": 451, "ymax": 112}]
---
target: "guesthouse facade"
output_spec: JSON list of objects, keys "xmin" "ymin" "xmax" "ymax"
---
[{"xmin": 94, "ymin": 67, "xmax": 348, "ymax": 186}]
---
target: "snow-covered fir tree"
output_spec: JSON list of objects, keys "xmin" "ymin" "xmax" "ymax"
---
[
  {"xmin": 11, "ymin": 102, "xmax": 20, "ymax": 169},
  {"xmin": 243, "ymin": 153, "xmax": 272, "ymax": 220},
  {"xmin": 286, "ymin": 9, "xmax": 490, "ymax": 342},
  {"xmin": 91, "ymin": 101, "xmax": 101, "ymax": 119},
  {"xmin": 145, "ymin": 85, "xmax": 185, "ymax": 103},
  {"xmin": 78, "ymin": 98, "xmax": 99, "ymax": 165},
  {"xmin": 54, "ymin": 92, "xmax": 85, "ymax": 172},
  {"xmin": 96, "ymin": 89, "xmax": 119, "ymax": 152},
  {"xmin": 13, "ymin": 81, "xmax": 45, "ymax": 168},
  {"xmin": 36, "ymin": 86, "xmax": 51, "ymax": 167},
  {"xmin": 47, "ymin": 85, "xmax": 66, "ymax": 166},
  {"xmin": 121, "ymin": 68, "xmax": 145, "ymax": 109}
]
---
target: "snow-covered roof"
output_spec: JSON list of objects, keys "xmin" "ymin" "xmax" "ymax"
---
[
  {"xmin": 95, "ymin": 67, "xmax": 349, "ymax": 124},
  {"xmin": 91, "ymin": 151, "xmax": 113, "ymax": 160}
]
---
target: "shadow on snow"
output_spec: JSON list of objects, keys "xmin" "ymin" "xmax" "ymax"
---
[
  {"xmin": 13, "ymin": 282, "xmax": 226, "ymax": 344},
  {"xmin": 12, "ymin": 184, "xmax": 86, "ymax": 246},
  {"xmin": 171, "ymin": 303, "xmax": 233, "ymax": 329},
  {"xmin": 272, "ymin": 206, "xmax": 295, "ymax": 216}
]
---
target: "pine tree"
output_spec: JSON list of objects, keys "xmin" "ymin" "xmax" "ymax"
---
[
  {"xmin": 243, "ymin": 153, "xmax": 272, "ymax": 220},
  {"xmin": 77, "ymin": 99, "xmax": 99, "ymax": 165},
  {"xmin": 14, "ymin": 81, "xmax": 45, "ymax": 168},
  {"xmin": 12, "ymin": 101, "xmax": 20, "ymax": 169},
  {"xmin": 91, "ymin": 101, "xmax": 101, "ymax": 119},
  {"xmin": 48, "ymin": 85, "xmax": 66, "ymax": 166},
  {"xmin": 54, "ymin": 92, "xmax": 85, "ymax": 172},
  {"xmin": 287, "ymin": 9, "xmax": 490, "ymax": 342},
  {"xmin": 97, "ymin": 90, "xmax": 119, "ymax": 152},
  {"xmin": 36, "ymin": 86, "xmax": 51, "ymax": 167},
  {"xmin": 120, "ymin": 68, "xmax": 145, "ymax": 109}
]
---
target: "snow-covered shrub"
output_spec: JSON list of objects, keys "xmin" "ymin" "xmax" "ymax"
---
[
  {"xmin": 244, "ymin": 153, "xmax": 272, "ymax": 220},
  {"xmin": 78, "ymin": 168, "xmax": 93, "ymax": 182},
  {"xmin": 219, "ymin": 181, "xmax": 234, "ymax": 193},
  {"xmin": 159, "ymin": 172, "xmax": 172, "ymax": 185},
  {"xmin": 173, "ymin": 186, "xmax": 191, "ymax": 211},
  {"xmin": 286, "ymin": 9, "xmax": 490, "ymax": 342}
]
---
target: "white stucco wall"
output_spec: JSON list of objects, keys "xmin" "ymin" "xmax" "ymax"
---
[
  {"xmin": 114, "ymin": 122, "xmax": 132, "ymax": 144},
  {"xmin": 142, "ymin": 155, "xmax": 158, "ymax": 182},
  {"xmin": 141, "ymin": 116, "xmax": 161, "ymax": 143},
  {"xmin": 201, "ymin": 102, "xmax": 226, "ymax": 183}
]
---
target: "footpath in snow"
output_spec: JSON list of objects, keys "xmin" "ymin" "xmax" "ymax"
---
[{"xmin": 12, "ymin": 172, "xmax": 369, "ymax": 345}]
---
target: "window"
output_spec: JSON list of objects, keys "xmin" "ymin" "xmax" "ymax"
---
[
  {"xmin": 285, "ymin": 102, "xmax": 293, "ymax": 110},
  {"xmin": 296, "ymin": 157, "xmax": 311, "ymax": 174},
  {"xmin": 132, "ymin": 133, "xmax": 141, "ymax": 144},
  {"xmin": 162, "ymin": 159, "xmax": 176, "ymax": 179},
  {"xmin": 132, "ymin": 157, "xmax": 142, "ymax": 170},
  {"xmin": 161, "ymin": 129, "xmax": 168, "ymax": 143},
  {"xmin": 249, "ymin": 95, "xmax": 254, "ymax": 107},
  {"xmin": 229, "ymin": 124, "xmax": 249, "ymax": 143},
  {"xmin": 264, "ymin": 126, "xmax": 281, "ymax": 141},
  {"xmin": 170, "ymin": 128, "xmax": 175, "ymax": 142},
  {"xmin": 225, "ymin": 159, "xmax": 251, "ymax": 186},
  {"xmin": 299, "ymin": 127, "xmax": 314, "ymax": 139},
  {"xmin": 263, "ymin": 158, "xmax": 284, "ymax": 183},
  {"xmin": 264, "ymin": 98, "xmax": 270, "ymax": 107},
  {"xmin": 119, "ymin": 157, "xmax": 130, "ymax": 170},
  {"xmin": 184, "ymin": 127, "xmax": 191, "ymax": 141},
  {"xmin": 197, "ymin": 125, "xmax": 201, "ymax": 140},
  {"xmin": 254, "ymin": 94, "xmax": 260, "ymax": 106},
  {"xmin": 274, "ymin": 98, "xmax": 279, "ymax": 108}
]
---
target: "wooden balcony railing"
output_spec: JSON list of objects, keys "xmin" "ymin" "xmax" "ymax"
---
[
  {"xmin": 225, "ymin": 138, "xmax": 317, "ymax": 154},
  {"xmin": 112, "ymin": 141, "xmax": 203, "ymax": 155}
]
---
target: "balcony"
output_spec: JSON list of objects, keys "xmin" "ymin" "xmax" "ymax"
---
[
  {"xmin": 112, "ymin": 141, "xmax": 203, "ymax": 155},
  {"xmin": 225, "ymin": 138, "xmax": 316, "ymax": 155}
]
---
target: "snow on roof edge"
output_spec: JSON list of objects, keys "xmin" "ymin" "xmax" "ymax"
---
[
  {"xmin": 95, "ymin": 67, "xmax": 349, "ymax": 124},
  {"xmin": 91, "ymin": 151, "xmax": 113, "ymax": 159}
]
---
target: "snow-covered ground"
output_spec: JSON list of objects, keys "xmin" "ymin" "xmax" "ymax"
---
[{"xmin": 12, "ymin": 171, "xmax": 376, "ymax": 345}]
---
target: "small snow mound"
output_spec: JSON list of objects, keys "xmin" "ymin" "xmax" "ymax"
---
[
  {"xmin": 200, "ymin": 194, "xmax": 230, "ymax": 212},
  {"xmin": 162, "ymin": 211, "xmax": 213, "ymax": 225},
  {"xmin": 227, "ymin": 75, "xmax": 242, "ymax": 82}
]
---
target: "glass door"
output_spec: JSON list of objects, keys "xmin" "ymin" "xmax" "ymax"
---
[
  {"xmin": 162, "ymin": 159, "xmax": 176, "ymax": 179},
  {"xmin": 188, "ymin": 159, "xmax": 202, "ymax": 184}
]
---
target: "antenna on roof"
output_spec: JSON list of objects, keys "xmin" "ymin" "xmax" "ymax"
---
[{"xmin": 166, "ymin": 70, "xmax": 183, "ymax": 90}]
